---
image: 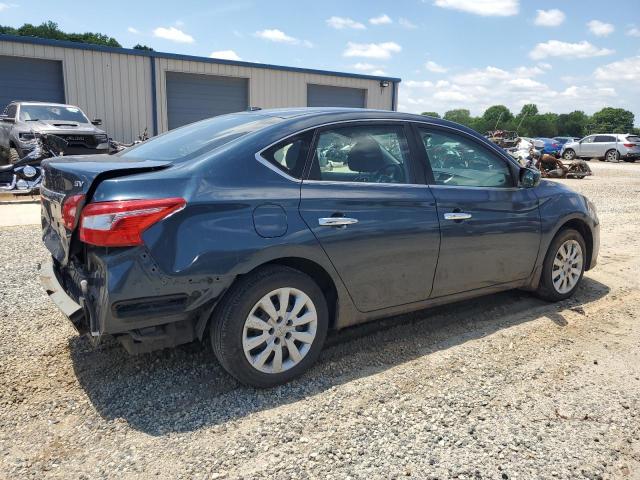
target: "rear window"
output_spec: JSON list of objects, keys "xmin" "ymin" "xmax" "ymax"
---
[
  {"xmin": 626, "ymin": 136, "xmax": 640, "ymax": 143},
  {"xmin": 121, "ymin": 114, "xmax": 283, "ymax": 162}
]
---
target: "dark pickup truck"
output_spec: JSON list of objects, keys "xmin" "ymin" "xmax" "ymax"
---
[{"xmin": 0, "ymin": 101, "xmax": 109, "ymax": 164}]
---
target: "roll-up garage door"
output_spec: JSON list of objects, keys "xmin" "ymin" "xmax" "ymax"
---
[
  {"xmin": 166, "ymin": 72, "xmax": 249, "ymax": 130},
  {"xmin": 0, "ymin": 56, "xmax": 65, "ymax": 112},
  {"xmin": 307, "ymin": 84, "xmax": 366, "ymax": 108}
]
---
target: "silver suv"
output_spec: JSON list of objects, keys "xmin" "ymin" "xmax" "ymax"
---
[{"xmin": 561, "ymin": 134, "xmax": 640, "ymax": 162}]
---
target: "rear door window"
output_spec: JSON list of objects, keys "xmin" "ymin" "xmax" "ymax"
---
[{"xmin": 595, "ymin": 135, "xmax": 616, "ymax": 142}]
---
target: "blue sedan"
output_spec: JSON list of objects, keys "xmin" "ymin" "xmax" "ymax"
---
[
  {"xmin": 535, "ymin": 137, "xmax": 563, "ymax": 156},
  {"xmin": 40, "ymin": 108, "xmax": 599, "ymax": 387}
]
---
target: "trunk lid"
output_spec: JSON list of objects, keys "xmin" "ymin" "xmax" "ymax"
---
[{"xmin": 41, "ymin": 155, "xmax": 171, "ymax": 264}]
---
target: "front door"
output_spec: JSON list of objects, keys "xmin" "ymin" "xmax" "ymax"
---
[
  {"xmin": 415, "ymin": 125, "xmax": 541, "ymax": 298},
  {"xmin": 578, "ymin": 135, "xmax": 597, "ymax": 158},
  {"xmin": 299, "ymin": 122, "xmax": 441, "ymax": 312}
]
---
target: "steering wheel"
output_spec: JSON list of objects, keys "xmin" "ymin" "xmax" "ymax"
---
[{"xmin": 371, "ymin": 163, "xmax": 403, "ymax": 183}]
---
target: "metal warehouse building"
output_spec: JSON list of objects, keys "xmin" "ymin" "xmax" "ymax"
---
[{"xmin": 0, "ymin": 35, "xmax": 400, "ymax": 142}]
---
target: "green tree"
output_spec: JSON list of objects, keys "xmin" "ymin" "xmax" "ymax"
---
[
  {"xmin": 443, "ymin": 109, "xmax": 473, "ymax": 127},
  {"xmin": 421, "ymin": 111, "xmax": 441, "ymax": 118},
  {"xmin": 133, "ymin": 44, "xmax": 154, "ymax": 51},
  {"xmin": 482, "ymin": 105, "xmax": 513, "ymax": 130},
  {"xmin": 590, "ymin": 107, "xmax": 635, "ymax": 133},
  {"xmin": 557, "ymin": 111, "xmax": 588, "ymax": 137},
  {"xmin": 0, "ymin": 21, "xmax": 121, "ymax": 47},
  {"xmin": 518, "ymin": 104, "xmax": 539, "ymax": 118}
]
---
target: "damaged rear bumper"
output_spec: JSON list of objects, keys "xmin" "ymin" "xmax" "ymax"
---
[{"xmin": 39, "ymin": 259, "xmax": 89, "ymax": 335}]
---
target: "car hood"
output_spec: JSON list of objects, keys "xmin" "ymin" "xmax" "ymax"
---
[{"xmin": 17, "ymin": 120, "xmax": 105, "ymax": 135}]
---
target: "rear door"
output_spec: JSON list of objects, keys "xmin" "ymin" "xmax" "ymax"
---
[
  {"xmin": 414, "ymin": 124, "xmax": 540, "ymax": 297},
  {"xmin": 595, "ymin": 135, "xmax": 616, "ymax": 158},
  {"xmin": 298, "ymin": 122, "xmax": 440, "ymax": 312}
]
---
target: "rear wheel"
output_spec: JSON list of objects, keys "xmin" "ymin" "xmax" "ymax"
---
[
  {"xmin": 562, "ymin": 149, "xmax": 575, "ymax": 160},
  {"xmin": 605, "ymin": 149, "xmax": 619, "ymax": 162},
  {"xmin": 211, "ymin": 265, "xmax": 328, "ymax": 387},
  {"xmin": 536, "ymin": 229, "xmax": 586, "ymax": 302},
  {"xmin": 623, "ymin": 158, "xmax": 636, "ymax": 163}
]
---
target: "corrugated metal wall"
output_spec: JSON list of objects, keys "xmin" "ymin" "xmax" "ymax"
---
[
  {"xmin": 154, "ymin": 57, "xmax": 392, "ymax": 133},
  {"xmin": 0, "ymin": 40, "xmax": 153, "ymax": 143},
  {"xmin": 0, "ymin": 38, "xmax": 395, "ymax": 141}
]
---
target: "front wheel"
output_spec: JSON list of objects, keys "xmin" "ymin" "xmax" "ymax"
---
[
  {"xmin": 536, "ymin": 229, "xmax": 586, "ymax": 302},
  {"xmin": 562, "ymin": 149, "xmax": 575, "ymax": 161},
  {"xmin": 211, "ymin": 265, "xmax": 328, "ymax": 387}
]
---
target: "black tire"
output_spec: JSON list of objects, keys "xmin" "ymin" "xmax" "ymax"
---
[
  {"xmin": 623, "ymin": 158, "xmax": 636, "ymax": 163},
  {"xmin": 605, "ymin": 149, "xmax": 619, "ymax": 162},
  {"xmin": 8, "ymin": 148, "xmax": 20, "ymax": 164},
  {"xmin": 536, "ymin": 228, "xmax": 586, "ymax": 302},
  {"xmin": 211, "ymin": 265, "xmax": 328, "ymax": 388},
  {"xmin": 562, "ymin": 149, "xmax": 575, "ymax": 161}
]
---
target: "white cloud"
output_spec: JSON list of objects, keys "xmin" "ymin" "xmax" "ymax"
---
[
  {"xmin": 399, "ymin": 18, "xmax": 417, "ymax": 29},
  {"xmin": 433, "ymin": 0, "xmax": 518, "ymax": 17},
  {"xmin": 326, "ymin": 16, "xmax": 366, "ymax": 30},
  {"xmin": 352, "ymin": 63, "xmax": 387, "ymax": 75},
  {"xmin": 425, "ymin": 61, "xmax": 447, "ymax": 73},
  {"xmin": 534, "ymin": 9, "xmax": 565, "ymax": 27},
  {"xmin": 594, "ymin": 56, "xmax": 640, "ymax": 83},
  {"xmin": 627, "ymin": 25, "xmax": 640, "ymax": 37},
  {"xmin": 529, "ymin": 40, "xmax": 614, "ymax": 60},
  {"xmin": 369, "ymin": 14, "xmax": 392, "ymax": 25},
  {"xmin": 0, "ymin": 3, "xmax": 16, "ymax": 12},
  {"xmin": 343, "ymin": 41, "xmax": 401, "ymax": 59},
  {"xmin": 127, "ymin": 27, "xmax": 140, "ymax": 34},
  {"xmin": 153, "ymin": 26, "xmax": 194, "ymax": 44},
  {"xmin": 399, "ymin": 62, "xmax": 622, "ymax": 119},
  {"xmin": 587, "ymin": 20, "xmax": 615, "ymax": 37},
  {"xmin": 404, "ymin": 80, "xmax": 434, "ymax": 88},
  {"xmin": 254, "ymin": 29, "xmax": 312, "ymax": 47},
  {"xmin": 210, "ymin": 50, "xmax": 242, "ymax": 61}
]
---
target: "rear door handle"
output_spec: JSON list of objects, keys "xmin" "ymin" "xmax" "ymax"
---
[
  {"xmin": 444, "ymin": 212, "xmax": 472, "ymax": 221},
  {"xmin": 318, "ymin": 217, "xmax": 359, "ymax": 227}
]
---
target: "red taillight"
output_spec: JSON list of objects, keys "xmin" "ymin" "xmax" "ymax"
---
[
  {"xmin": 79, "ymin": 198, "xmax": 186, "ymax": 247},
  {"xmin": 623, "ymin": 143, "xmax": 635, "ymax": 148},
  {"xmin": 62, "ymin": 194, "xmax": 86, "ymax": 230}
]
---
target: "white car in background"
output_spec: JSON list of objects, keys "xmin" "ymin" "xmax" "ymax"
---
[{"xmin": 561, "ymin": 134, "xmax": 640, "ymax": 163}]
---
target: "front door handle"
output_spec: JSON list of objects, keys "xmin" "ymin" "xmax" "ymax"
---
[
  {"xmin": 318, "ymin": 217, "xmax": 359, "ymax": 227},
  {"xmin": 444, "ymin": 212, "xmax": 472, "ymax": 221}
]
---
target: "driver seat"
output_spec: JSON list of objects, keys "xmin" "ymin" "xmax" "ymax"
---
[{"xmin": 347, "ymin": 137, "xmax": 386, "ymax": 173}]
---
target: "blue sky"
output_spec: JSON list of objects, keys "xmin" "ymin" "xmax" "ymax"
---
[{"xmin": 1, "ymin": 0, "xmax": 639, "ymax": 122}]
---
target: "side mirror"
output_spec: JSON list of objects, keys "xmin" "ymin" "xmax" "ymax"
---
[
  {"xmin": 520, "ymin": 167, "xmax": 541, "ymax": 188},
  {"xmin": 91, "ymin": 119, "xmax": 102, "ymax": 126}
]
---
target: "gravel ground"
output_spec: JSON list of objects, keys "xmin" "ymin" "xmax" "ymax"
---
[{"xmin": 1, "ymin": 161, "xmax": 639, "ymax": 479}]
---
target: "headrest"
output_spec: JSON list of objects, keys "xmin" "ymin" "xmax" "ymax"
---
[
  {"xmin": 285, "ymin": 140, "xmax": 302, "ymax": 170},
  {"xmin": 347, "ymin": 137, "xmax": 386, "ymax": 172}
]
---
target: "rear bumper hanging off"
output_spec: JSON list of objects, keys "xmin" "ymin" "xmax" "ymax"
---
[{"xmin": 39, "ymin": 260, "xmax": 88, "ymax": 335}]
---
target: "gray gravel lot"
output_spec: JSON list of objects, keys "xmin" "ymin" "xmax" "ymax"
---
[{"xmin": 1, "ymin": 161, "xmax": 639, "ymax": 479}]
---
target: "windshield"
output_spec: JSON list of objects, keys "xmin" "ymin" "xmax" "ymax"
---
[
  {"xmin": 121, "ymin": 114, "xmax": 283, "ymax": 162},
  {"xmin": 19, "ymin": 105, "xmax": 89, "ymax": 123}
]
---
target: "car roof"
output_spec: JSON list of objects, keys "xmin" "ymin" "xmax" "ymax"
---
[
  {"xmin": 15, "ymin": 101, "xmax": 80, "ymax": 108},
  {"xmin": 233, "ymin": 107, "xmax": 468, "ymax": 130}
]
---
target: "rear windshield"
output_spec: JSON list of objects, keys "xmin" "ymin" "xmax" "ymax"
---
[
  {"xmin": 626, "ymin": 136, "xmax": 640, "ymax": 143},
  {"xmin": 121, "ymin": 114, "xmax": 283, "ymax": 162},
  {"xmin": 19, "ymin": 105, "xmax": 89, "ymax": 123}
]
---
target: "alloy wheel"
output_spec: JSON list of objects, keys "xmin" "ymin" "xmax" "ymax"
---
[
  {"xmin": 606, "ymin": 150, "xmax": 619, "ymax": 162},
  {"xmin": 552, "ymin": 239, "xmax": 583, "ymax": 294},
  {"xmin": 242, "ymin": 287, "xmax": 318, "ymax": 374}
]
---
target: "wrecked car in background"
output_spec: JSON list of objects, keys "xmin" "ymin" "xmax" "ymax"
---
[{"xmin": 0, "ymin": 101, "xmax": 109, "ymax": 164}]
